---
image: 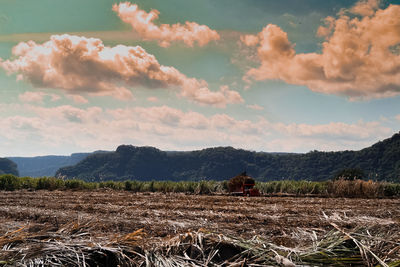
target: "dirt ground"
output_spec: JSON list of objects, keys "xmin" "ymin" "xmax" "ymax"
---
[{"xmin": 0, "ymin": 190, "xmax": 399, "ymax": 248}]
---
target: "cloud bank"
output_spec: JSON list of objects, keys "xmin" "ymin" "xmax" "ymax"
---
[
  {"xmin": 242, "ymin": 0, "xmax": 400, "ymax": 99},
  {"xmin": 0, "ymin": 103, "xmax": 392, "ymax": 156},
  {"xmin": 113, "ymin": 2, "xmax": 220, "ymax": 47},
  {"xmin": 1, "ymin": 34, "xmax": 242, "ymax": 107}
]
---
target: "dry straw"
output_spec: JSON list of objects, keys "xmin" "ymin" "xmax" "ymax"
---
[{"xmin": 1, "ymin": 218, "xmax": 399, "ymax": 266}]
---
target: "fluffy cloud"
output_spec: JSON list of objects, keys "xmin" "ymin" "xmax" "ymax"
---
[
  {"xmin": 0, "ymin": 104, "xmax": 392, "ymax": 156},
  {"xmin": 18, "ymin": 92, "xmax": 60, "ymax": 103},
  {"xmin": 67, "ymin": 95, "xmax": 89, "ymax": 104},
  {"xmin": 349, "ymin": 0, "xmax": 380, "ymax": 16},
  {"xmin": 246, "ymin": 104, "xmax": 264, "ymax": 110},
  {"xmin": 113, "ymin": 2, "xmax": 220, "ymax": 47},
  {"xmin": 147, "ymin": 96, "xmax": 158, "ymax": 103},
  {"xmin": 1, "ymin": 34, "xmax": 241, "ymax": 107},
  {"xmin": 243, "ymin": 1, "xmax": 400, "ymax": 99},
  {"xmin": 240, "ymin": 34, "xmax": 259, "ymax": 47}
]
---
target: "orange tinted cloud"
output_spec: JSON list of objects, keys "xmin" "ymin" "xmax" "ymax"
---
[
  {"xmin": 1, "ymin": 34, "xmax": 241, "ymax": 107},
  {"xmin": 240, "ymin": 34, "xmax": 259, "ymax": 47},
  {"xmin": 113, "ymin": 2, "xmax": 220, "ymax": 47},
  {"xmin": 243, "ymin": 1, "xmax": 400, "ymax": 99},
  {"xmin": 350, "ymin": 0, "xmax": 380, "ymax": 16}
]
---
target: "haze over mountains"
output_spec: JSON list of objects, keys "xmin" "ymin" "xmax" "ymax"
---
[
  {"xmin": 1, "ymin": 132, "xmax": 399, "ymax": 182},
  {"xmin": 7, "ymin": 151, "xmax": 109, "ymax": 177},
  {"xmin": 7, "ymin": 153, "xmax": 92, "ymax": 177}
]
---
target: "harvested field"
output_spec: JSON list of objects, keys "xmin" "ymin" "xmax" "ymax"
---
[{"xmin": 0, "ymin": 190, "xmax": 399, "ymax": 266}]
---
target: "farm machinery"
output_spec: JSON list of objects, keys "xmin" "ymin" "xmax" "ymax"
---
[{"xmin": 228, "ymin": 172, "xmax": 260, "ymax": 196}]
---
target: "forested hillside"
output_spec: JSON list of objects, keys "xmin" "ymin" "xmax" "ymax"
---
[
  {"xmin": 56, "ymin": 132, "xmax": 400, "ymax": 182},
  {"xmin": 0, "ymin": 158, "xmax": 19, "ymax": 176}
]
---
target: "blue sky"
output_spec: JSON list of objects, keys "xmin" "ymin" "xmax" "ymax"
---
[{"xmin": 0, "ymin": 0, "xmax": 399, "ymax": 156}]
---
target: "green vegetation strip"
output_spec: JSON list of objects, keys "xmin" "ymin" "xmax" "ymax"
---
[{"xmin": 0, "ymin": 174, "xmax": 400, "ymax": 198}]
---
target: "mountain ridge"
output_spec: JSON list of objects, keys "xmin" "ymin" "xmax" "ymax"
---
[
  {"xmin": 0, "ymin": 158, "xmax": 19, "ymax": 176},
  {"xmin": 56, "ymin": 132, "xmax": 400, "ymax": 182}
]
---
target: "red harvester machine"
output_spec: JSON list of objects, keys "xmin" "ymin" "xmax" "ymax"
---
[{"xmin": 228, "ymin": 172, "xmax": 260, "ymax": 196}]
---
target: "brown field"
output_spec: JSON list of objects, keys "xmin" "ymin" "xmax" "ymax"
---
[{"xmin": 0, "ymin": 190, "xmax": 399, "ymax": 266}]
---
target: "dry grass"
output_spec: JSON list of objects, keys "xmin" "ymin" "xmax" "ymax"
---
[
  {"xmin": 327, "ymin": 179, "xmax": 381, "ymax": 198},
  {"xmin": 0, "ymin": 221, "xmax": 139, "ymax": 266},
  {"xmin": 0, "ymin": 190, "xmax": 399, "ymax": 266},
  {"xmin": 1, "ymin": 219, "xmax": 399, "ymax": 266}
]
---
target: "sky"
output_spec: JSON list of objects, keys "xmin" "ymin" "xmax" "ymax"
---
[{"xmin": 0, "ymin": 0, "xmax": 399, "ymax": 156}]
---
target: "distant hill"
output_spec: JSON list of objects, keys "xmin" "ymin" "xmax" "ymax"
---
[
  {"xmin": 56, "ymin": 132, "xmax": 400, "ymax": 182},
  {"xmin": 0, "ymin": 158, "xmax": 19, "ymax": 176},
  {"xmin": 8, "ymin": 152, "xmax": 107, "ymax": 177}
]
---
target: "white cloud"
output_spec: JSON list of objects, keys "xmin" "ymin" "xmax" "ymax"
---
[
  {"xmin": 0, "ymin": 104, "xmax": 393, "ymax": 156},
  {"xmin": 1, "ymin": 34, "xmax": 242, "ymax": 107},
  {"xmin": 246, "ymin": 104, "xmax": 264, "ymax": 111},
  {"xmin": 18, "ymin": 92, "xmax": 60, "ymax": 103},
  {"xmin": 147, "ymin": 96, "xmax": 158, "ymax": 103},
  {"xmin": 113, "ymin": 2, "xmax": 220, "ymax": 47},
  {"xmin": 66, "ymin": 95, "xmax": 89, "ymax": 104}
]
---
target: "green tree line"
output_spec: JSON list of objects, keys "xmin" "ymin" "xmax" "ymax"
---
[
  {"xmin": 56, "ymin": 132, "xmax": 400, "ymax": 182},
  {"xmin": 1, "ymin": 175, "xmax": 399, "ymax": 198}
]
